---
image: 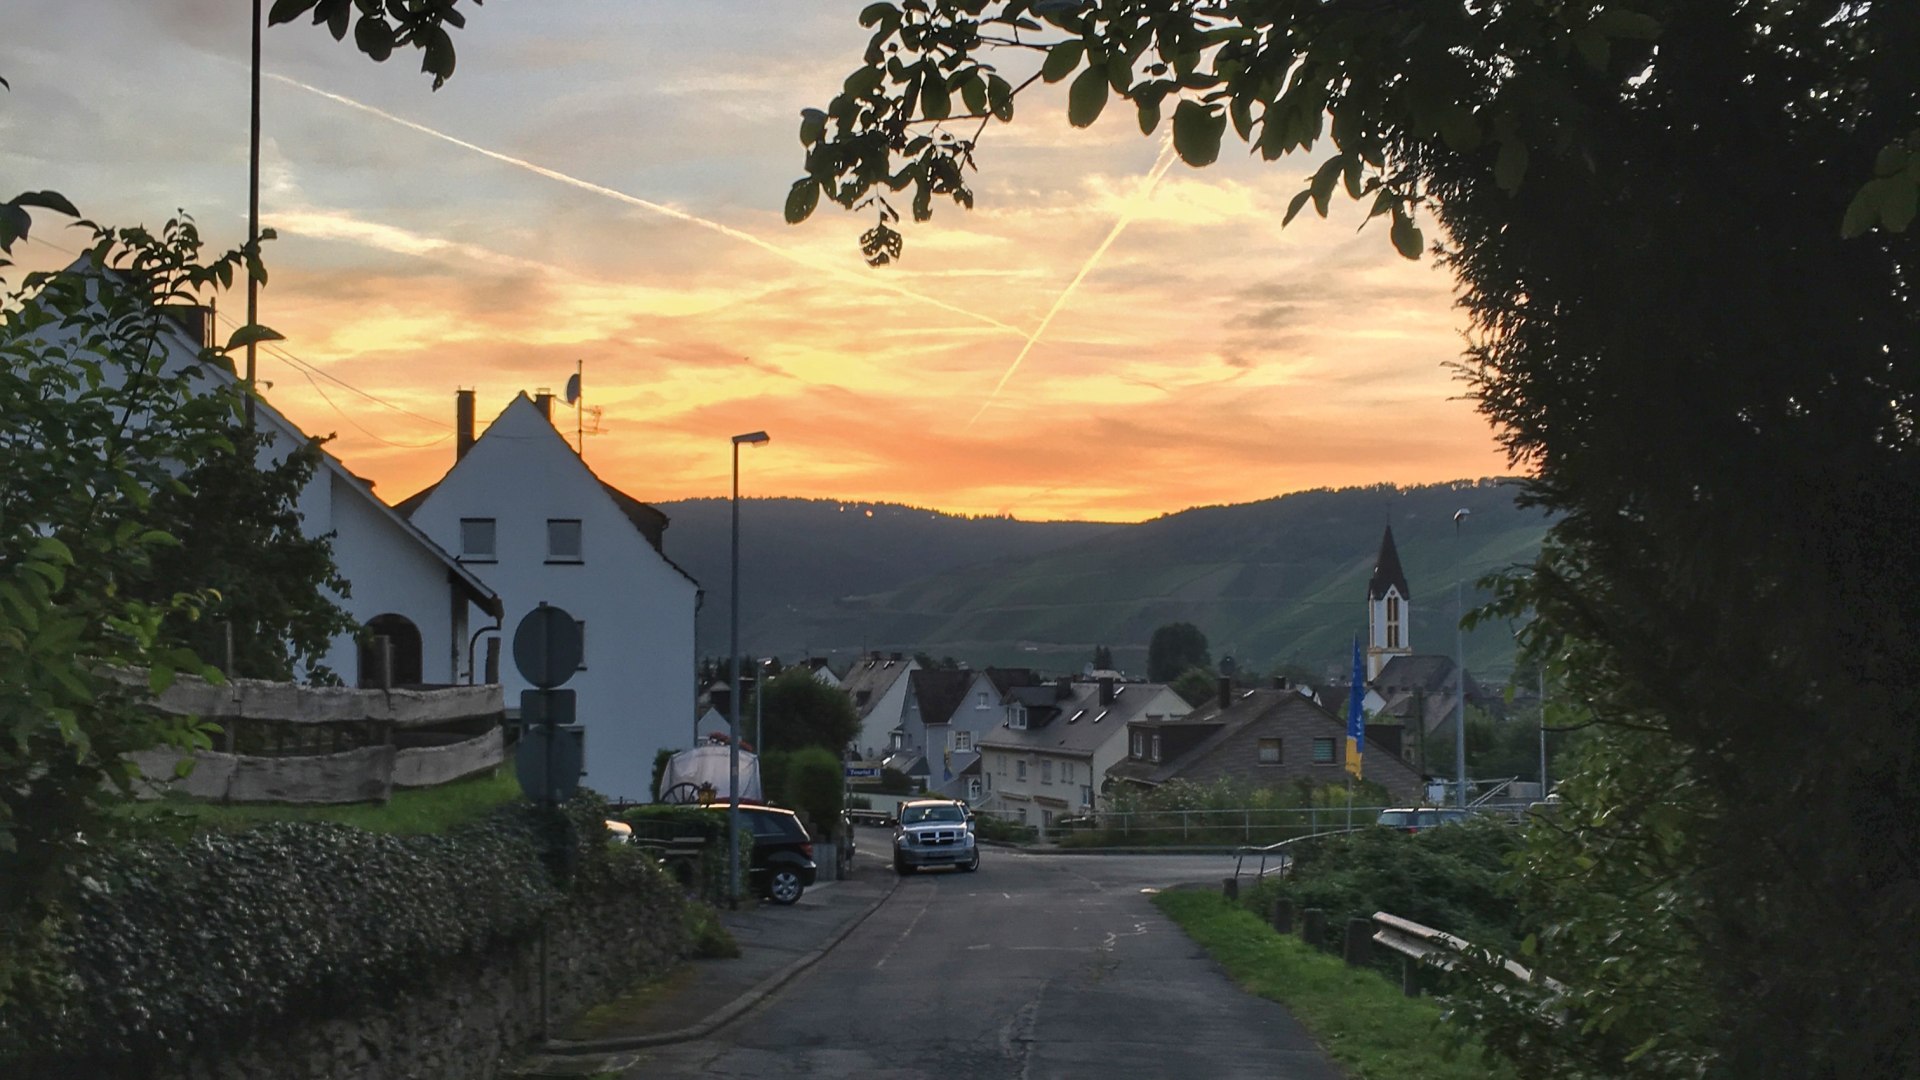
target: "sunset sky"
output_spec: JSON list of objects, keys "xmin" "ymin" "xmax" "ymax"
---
[{"xmin": 4, "ymin": 1, "xmax": 1506, "ymax": 522}]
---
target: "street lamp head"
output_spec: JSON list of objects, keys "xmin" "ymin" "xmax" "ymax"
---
[{"xmin": 733, "ymin": 430, "xmax": 771, "ymax": 446}]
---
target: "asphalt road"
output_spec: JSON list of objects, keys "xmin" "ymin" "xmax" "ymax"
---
[{"xmin": 620, "ymin": 834, "xmax": 1343, "ymax": 1079}]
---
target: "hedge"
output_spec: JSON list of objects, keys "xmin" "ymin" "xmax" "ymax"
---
[{"xmin": 0, "ymin": 794, "xmax": 673, "ymax": 1073}]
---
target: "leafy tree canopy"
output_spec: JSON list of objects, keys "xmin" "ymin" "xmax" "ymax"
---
[
  {"xmin": 756, "ymin": 667, "xmax": 861, "ymax": 754},
  {"xmin": 1147, "ymin": 621, "xmax": 1209, "ymax": 682}
]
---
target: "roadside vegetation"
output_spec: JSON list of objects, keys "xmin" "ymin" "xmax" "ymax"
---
[
  {"xmin": 1153, "ymin": 889, "xmax": 1514, "ymax": 1080},
  {"xmin": 1055, "ymin": 778, "xmax": 1394, "ymax": 849}
]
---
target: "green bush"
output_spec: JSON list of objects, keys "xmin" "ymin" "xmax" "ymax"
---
[
  {"xmin": 621, "ymin": 804, "xmax": 735, "ymax": 904},
  {"xmin": 0, "ymin": 794, "xmax": 679, "ymax": 1074},
  {"xmin": 757, "ymin": 747, "xmax": 845, "ymax": 840},
  {"xmin": 974, "ymin": 815, "xmax": 1037, "ymax": 844},
  {"xmin": 1243, "ymin": 819, "xmax": 1523, "ymax": 964}
]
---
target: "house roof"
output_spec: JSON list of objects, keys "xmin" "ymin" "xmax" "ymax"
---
[
  {"xmin": 839, "ymin": 654, "xmax": 915, "ymax": 719},
  {"xmin": 1372, "ymin": 653, "xmax": 1487, "ymax": 699},
  {"xmin": 1368, "ymin": 525, "xmax": 1411, "ymax": 601},
  {"xmin": 980, "ymin": 680, "xmax": 1177, "ymax": 758},
  {"xmin": 394, "ymin": 394, "xmax": 697, "ymax": 591},
  {"xmin": 984, "ymin": 667, "xmax": 1041, "ymax": 695},
  {"xmin": 908, "ymin": 669, "xmax": 973, "ymax": 725},
  {"xmin": 118, "ymin": 279, "xmax": 503, "ymax": 620},
  {"xmin": 1108, "ymin": 687, "xmax": 1425, "ymax": 788}
]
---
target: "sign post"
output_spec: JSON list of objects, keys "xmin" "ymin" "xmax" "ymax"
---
[{"xmin": 509, "ymin": 602, "xmax": 583, "ymax": 1043}]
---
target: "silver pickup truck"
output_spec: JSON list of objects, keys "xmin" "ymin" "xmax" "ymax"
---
[{"xmin": 892, "ymin": 799, "xmax": 980, "ymax": 874}]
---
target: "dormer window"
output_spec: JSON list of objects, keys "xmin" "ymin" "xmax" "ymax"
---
[
  {"xmin": 1009, "ymin": 704, "xmax": 1028, "ymax": 730},
  {"xmin": 1150, "ymin": 733, "xmax": 1162, "ymax": 762},
  {"xmin": 1132, "ymin": 731, "xmax": 1146, "ymax": 759}
]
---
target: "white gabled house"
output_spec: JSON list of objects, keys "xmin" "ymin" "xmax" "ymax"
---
[
  {"xmin": 398, "ymin": 391, "xmax": 700, "ymax": 801},
  {"xmin": 838, "ymin": 651, "xmax": 919, "ymax": 760},
  {"xmin": 26, "ymin": 269, "xmax": 503, "ymax": 689}
]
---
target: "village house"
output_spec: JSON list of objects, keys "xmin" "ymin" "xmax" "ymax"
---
[
  {"xmin": 979, "ymin": 676, "xmax": 1190, "ymax": 827},
  {"xmin": 839, "ymin": 651, "xmax": 919, "ymax": 759},
  {"xmin": 1108, "ymin": 677, "xmax": 1426, "ymax": 805},
  {"xmin": 397, "ymin": 390, "xmax": 700, "ymax": 802}
]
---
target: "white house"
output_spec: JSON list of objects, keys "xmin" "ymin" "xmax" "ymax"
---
[
  {"xmin": 27, "ymin": 270, "xmax": 502, "ymax": 688},
  {"xmin": 921, "ymin": 668, "xmax": 1040, "ymax": 803},
  {"xmin": 980, "ymin": 677, "xmax": 1190, "ymax": 826},
  {"xmin": 398, "ymin": 391, "xmax": 701, "ymax": 802},
  {"xmin": 838, "ymin": 651, "xmax": 919, "ymax": 759}
]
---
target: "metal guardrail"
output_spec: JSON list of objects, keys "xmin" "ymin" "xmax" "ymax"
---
[
  {"xmin": 1231, "ymin": 826, "xmax": 1369, "ymax": 883},
  {"xmin": 1370, "ymin": 910, "xmax": 1567, "ymax": 1001}
]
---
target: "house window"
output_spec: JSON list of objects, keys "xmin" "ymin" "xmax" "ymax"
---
[
  {"xmin": 575, "ymin": 620, "xmax": 587, "ymax": 671},
  {"xmin": 1009, "ymin": 705, "xmax": 1027, "ymax": 730},
  {"xmin": 1386, "ymin": 595, "xmax": 1401, "ymax": 648},
  {"xmin": 1151, "ymin": 733, "xmax": 1162, "ymax": 762},
  {"xmin": 1258, "ymin": 738, "xmax": 1282, "ymax": 764},
  {"xmin": 1062, "ymin": 761, "xmax": 1074, "ymax": 784},
  {"xmin": 1018, "ymin": 807, "xmax": 1028, "ymax": 824},
  {"xmin": 956, "ymin": 731, "xmax": 973, "ymax": 752},
  {"xmin": 460, "ymin": 518, "xmax": 496, "ymax": 561},
  {"xmin": 1313, "ymin": 737, "xmax": 1336, "ymax": 764},
  {"xmin": 968, "ymin": 778, "xmax": 983, "ymax": 801},
  {"xmin": 1132, "ymin": 732, "xmax": 1146, "ymax": 759},
  {"xmin": 1041, "ymin": 760, "xmax": 1053, "ymax": 785},
  {"xmin": 547, "ymin": 519, "xmax": 583, "ymax": 563},
  {"xmin": 1080, "ymin": 785, "xmax": 1092, "ymax": 807},
  {"xmin": 976, "ymin": 692, "xmax": 989, "ymax": 709},
  {"xmin": 1016, "ymin": 760, "xmax": 1027, "ymax": 782}
]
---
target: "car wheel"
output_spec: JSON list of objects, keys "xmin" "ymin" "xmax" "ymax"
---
[
  {"xmin": 894, "ymin": 855, "xmax": 912, "ymax": 876},
  {"xmin": 962, "ymin": 852, "xmax": 980, "ymax": 872},
  {"xmin": 767, "ymin": 866, "xmax": 805, "ymax": 905}
]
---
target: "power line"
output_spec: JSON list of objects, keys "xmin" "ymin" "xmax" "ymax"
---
[{"xmin": 294, "ymin": 368, "xmax": 452, "ymax": 449}]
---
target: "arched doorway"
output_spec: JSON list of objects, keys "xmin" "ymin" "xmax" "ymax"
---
[{"xmin": 359, "ymin": 614, "xmax": 423, "ymax": 688}]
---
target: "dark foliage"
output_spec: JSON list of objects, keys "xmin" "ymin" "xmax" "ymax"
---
[{"xmin": 1148, "ymin": 622, "xmax": 1211, "ymax": 682}]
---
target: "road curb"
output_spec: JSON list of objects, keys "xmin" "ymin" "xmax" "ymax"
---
[{"xmin": 539, "ymin": 873, "xmax": 902, "ymax": 1055}]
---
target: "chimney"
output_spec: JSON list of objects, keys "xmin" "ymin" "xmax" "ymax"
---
[
  {"xmin": 455, "ymin": 389, "xmax": 475, "ymax": 461},
  {"xmin": 1271, "ymin": 675, "xmax": 1289, "ymax": 690},
  {"xmin": 1055, "ymin": 675, "xmax": 1072, "ymax": 701},
  {"xmin": 890, "ymin": 652, "xmax": 904, "ymax": 662},
  {"xmin": 1217, "ymin": 676, "xmax": 1233, "ymax": 710},
  {"xmin": 534, "ymin": 389, "xmax": 553, "ymax": 421},
  {"xmin": 1098, "ymin": 677, "xmax": 1115, "ymax": 705}
]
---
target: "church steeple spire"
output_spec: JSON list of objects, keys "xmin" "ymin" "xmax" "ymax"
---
[{"xmin": 1366, "ymin": 526, "xmax": 1412, "ymax": 681}]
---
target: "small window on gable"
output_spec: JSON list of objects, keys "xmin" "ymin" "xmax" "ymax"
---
[
  {"xmin": 460, "ymin": 518, "xmax": 496, "ymax": 560},
  {"xmin": 976, "ymin": 691, "xmax": 989, "ymax": 709},
  {"xmin": 547, "ymin": 519, "xmax": 583, "ymax": 562},
  {"xmin": 1258, "ymin": 737, "xmax": 1281, "ymax": 764},
  {"xmin": 956, "ymin": 731, "xmax": 974, "ymax": 752},
  {"xmin": 1313, "ymin": 737, "xmax": 1336, "ymax": 765}
]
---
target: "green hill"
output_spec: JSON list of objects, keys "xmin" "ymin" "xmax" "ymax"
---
[{"xmin": 659, "ymin": 481, "xmax": 1551, "ymax": 686}]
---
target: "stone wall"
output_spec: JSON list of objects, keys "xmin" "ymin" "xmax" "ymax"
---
[{"xmin": 165, "ymin": 883, "xmax": 688, "ymax": 1080}]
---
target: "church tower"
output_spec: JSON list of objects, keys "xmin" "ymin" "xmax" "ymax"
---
[{"xmin": 1366, "ymin": 525, "xmax": 1412, "ymax": 681}]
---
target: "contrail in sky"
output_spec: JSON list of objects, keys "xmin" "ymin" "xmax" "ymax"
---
[
  {"xmin": 269, "ymin": 74, "xmax": 1028, "ymax": 339},
  {"xmin": 965, "ymin": 139, "xmax": 1179, "ymax": 428}
]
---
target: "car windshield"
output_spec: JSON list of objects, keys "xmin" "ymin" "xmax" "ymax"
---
[
  {"xmin": 901, "ymin": 804, "xmax": 965, "ymax": 824},
  {"xmin": 1377, "ymin": 810, "xmax": 1414, "ymax": 826}
]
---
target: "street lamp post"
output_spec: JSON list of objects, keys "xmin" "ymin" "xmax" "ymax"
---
[
  {"xmin": 728, "ymin": 430, "xmax": 770, "ymax": 908},
  {"xmin": 1451, "ymin": 508, "xmax": 1472, "ymax": 809}
]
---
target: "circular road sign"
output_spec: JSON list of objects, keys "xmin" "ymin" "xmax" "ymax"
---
[{"xmin": 512, "ymin": 603, "xmax": 583, "ymax": 689}]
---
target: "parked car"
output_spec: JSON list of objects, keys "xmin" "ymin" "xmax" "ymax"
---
[
  {"xmin": 702, "ymin": 803, "xmax": 817, "ymax": 904},
  {"xmin": 893, "ymin": 798, "xmax": 980, "ymax": 874},
  {"xmin": 1376, "ymin": 807, "xmax": 1472, "ymax": 833}
]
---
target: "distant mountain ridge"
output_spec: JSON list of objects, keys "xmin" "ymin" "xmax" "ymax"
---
[{"xmin": 658, "ymin": 481, "xmax": 1551, "ymax": 685}]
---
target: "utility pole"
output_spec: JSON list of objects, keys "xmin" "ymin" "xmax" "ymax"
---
[
  {"xmin": 245, "ymin": 0, "xmax": 262, "ymax": 427},
  {"xmin": 1454, "ymin": 578, "xmax": 1467, "ymax": 808}
]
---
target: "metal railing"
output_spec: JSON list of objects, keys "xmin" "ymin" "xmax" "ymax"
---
[
  {"xmin": 1035, "ymin": 804, "xmax": 1398, "ymax": 844},
  {"xmin": 1231, "ymin": 826, "xmax": 1369, "ymax": 883},
  {"xmin": 1370, "ymin": 910, "xmax": 1567, "ymax": 1005}
]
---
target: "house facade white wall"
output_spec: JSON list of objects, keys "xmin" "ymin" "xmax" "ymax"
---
[
  {"xmin": 404, "ymin": 395, "xmax": 698, "ymax": 802},
  {"xmin": 59, "ymin": 291, "xmax": 496, "ymax": 688}
]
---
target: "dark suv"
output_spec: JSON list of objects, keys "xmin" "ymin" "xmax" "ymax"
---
[{"xmin": 703, "ymin": 804, "xmax": 817, "ymax": 904}]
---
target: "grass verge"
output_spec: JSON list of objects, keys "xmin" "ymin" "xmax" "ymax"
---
[
  {"xmin": 1151, "ymin": 889, "xmax": 1513, "ymax": 1080},
  {"xmin": 124, "ymin": 765, "xmax": 523, "ymax": 835}
]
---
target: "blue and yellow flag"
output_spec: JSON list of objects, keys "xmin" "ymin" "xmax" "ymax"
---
[{"xmin": 1346, "ymin": 636, "xmax": 1365, "ymax": 779}]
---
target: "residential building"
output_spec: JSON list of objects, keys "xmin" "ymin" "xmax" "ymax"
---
[
  {"xmin": 839, "ymin": 651, "xmax": 919, "ymax": 759},
  {"xmin": 1109, "ymin": 678, "xmax": 1426, "ymax": 805},
  {"xmin": 980, "ymin": 677, "xmax": 1189, "ymax": 826},
  {"xmin": 934, "ymin": 667, "xmax": 1039, "ymax": 803},
  {"xmin": 887, "ymin": 668, "xmax": 974, "ymax": 795},
  {"xmin": 29, "ymin": 274, "xmax": 502, "ymax": 687},
  {"xmin": 398, "ymin": 391, "xmax": 700, "ymax": 801}
]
